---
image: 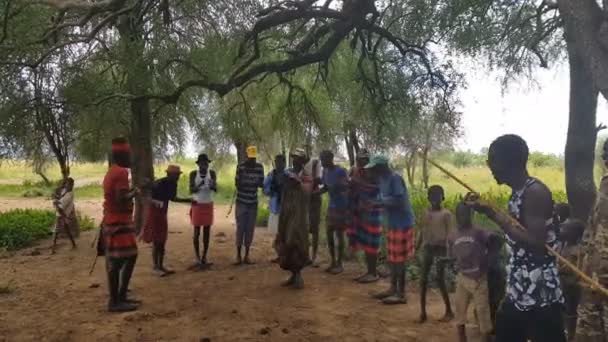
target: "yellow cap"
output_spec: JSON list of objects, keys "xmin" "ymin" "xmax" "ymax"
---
[{"xmin": 246, "ymin": 146, "xmax": 258, "ymax": 158}]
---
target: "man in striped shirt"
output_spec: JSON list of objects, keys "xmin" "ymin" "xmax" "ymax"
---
[{"xmin": 234, "ymin": 146, "xmax": 265, "ymax": 265}]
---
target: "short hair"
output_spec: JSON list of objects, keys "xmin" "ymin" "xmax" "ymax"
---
[
  {"xmin": 488, "ymin": 134, "xmax": 529, "ymax": 168},
  {"xmin": 428, "ymin": 185, "xmax": 444, "ymax": 197},
  {"xmin": 555, "ymin": 203, "xmax": 571, "ymax": 220},
  {"xmin": 455, "ymin": 201, "xmax": 473, "ymax": 220},
  {"xmin": 275, "ymin": 154, "xmax": 286, "ymax": 162},
  {"xmin": 320, "ymin": 150, "xmax": 334, "ymax": 159}
]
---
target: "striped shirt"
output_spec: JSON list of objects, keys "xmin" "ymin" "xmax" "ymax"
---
[{"xmin": 235, "ymin": 162, "xmax": 265, "ymax": 205}]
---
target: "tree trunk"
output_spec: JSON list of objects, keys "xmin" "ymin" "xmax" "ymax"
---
[
  {"xmin": 421, "ymin": 146, "xmax": 430, "ymax": 189},
  {"xmin": 345, "ymin": 133, "xmax": 355, "ymax": 166},
  {"xmin": 35, "ymin": 171, "xmax": 51, "ymax": 186},
  {"xmin": 405, "ymin": 151, "xmax": 417, "ymax": 186},
  {"xmin": 558, "ymin": 0, "xmax": 608, "ymax": 102},
  {"xmin": 563, "ymin": 29, "xmax": 600, "ymax": 220},
  {"xmin": 235, "ymin": 141, "xmax": 247, "ymax": 164},
  {"xmin": 117, "ymin": 13, "xmax": 154, "ymax": 234},
  {"xmin": 130, "ymin": 98, "xmax": 154, "ymax": 233},
  {"xmin": 349, "ymin": 129, "xmax": 360, "ymax": 154}
]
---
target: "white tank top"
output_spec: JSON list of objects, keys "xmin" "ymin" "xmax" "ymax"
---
[{"xmin": 193, "ymin": 169, "xmax": 213, "ymax": 203}]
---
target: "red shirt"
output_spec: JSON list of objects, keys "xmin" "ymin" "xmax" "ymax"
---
[{"xmin": 103, "ymin": 165, "xmax": 133, "ymax": 224}]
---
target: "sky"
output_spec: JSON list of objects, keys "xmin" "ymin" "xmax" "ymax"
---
[
  {"xmin": 457, "ymin": 62, "xmax": 608, "ymax": 155},
  {"xmin": 186, "ymin": 61, "xmax": 608, "ymax": 157}
]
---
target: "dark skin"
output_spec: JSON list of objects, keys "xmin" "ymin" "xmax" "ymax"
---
[
  {"xmin": 51, "ymin": 178, "xmax": 77, "ymax": 254},
  {"xmin": 559, "ymin": 219, "xmax": 585, "ymax": 246},
  {"xmin": 112, "ymin": 151, "xmax": 146, "ymax": 208},
  {"xmin": 189, "ymin": 159, "xmax": 217, "ymax": 268},
  {"xmin": 293, "ymin": 154, "xmax": 322, "ymax": 264},
  {"xmin": 320, "ymin": 152, "xmax": 346, "ymax": 274},
  {"xmin": 417, "ymin": 188, "xmax": 453, "ymax": 323},
  {"xmin": 454, "ymin": 203, "xmax": 492, "ymax": 342},
  {"xmin": 235, "ymin": 157, "xmax": 262, "ymax": 264},
  {"xmin": 467, "ymin": 152, "xmax": 550, "ymax": 256},
  {"xmin": 368, "ymin": 163, "xmax": 408, "ymax": 304},
  {"xmin": 150, "ymin": 171, "xmax": 190, "ymax": 276}
]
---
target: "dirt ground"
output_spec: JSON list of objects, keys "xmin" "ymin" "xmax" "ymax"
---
[{"xmin": 0, "ymin": 198, "xmax": 483, "ymax": 342}]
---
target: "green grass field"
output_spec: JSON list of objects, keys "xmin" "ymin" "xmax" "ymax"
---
[{"xmin": 0, "ymin": 158, "xmax": 584, "ymax": 202}]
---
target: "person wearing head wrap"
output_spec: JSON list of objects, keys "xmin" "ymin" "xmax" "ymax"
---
[
  {"xmin": 189, "ymin": 153, "xmax": 217, "ymax": 269},
  {"xmin": 100, "ymin": 137, "xmax": 142, "ymax": 312},
  {"xmin": 234, "ymin": 146, "xmax": 265, "ymax": 265},
  {"xmin": 141, "ymin": 165, "xmax": 191, "ymax": 276}
]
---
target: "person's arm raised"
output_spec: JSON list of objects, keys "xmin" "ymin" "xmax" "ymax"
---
[{"xmin": 466, "ymin": 186, "xmax": 549, "ymax": 256}]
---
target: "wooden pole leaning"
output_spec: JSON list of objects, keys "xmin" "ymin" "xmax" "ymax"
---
[{"xmin": 422, "ymin": 153, "xmax": 608, "ymax": 298}]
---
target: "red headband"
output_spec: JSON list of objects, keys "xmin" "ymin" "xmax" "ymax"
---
[{"xmin": 111, "ymin": 143, "xmax": 130, "ymax": 153}]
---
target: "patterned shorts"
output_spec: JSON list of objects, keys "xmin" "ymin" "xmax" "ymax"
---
[{"xmin": 386, "ymin": 228, "xmax": 414, "ymax": 263}]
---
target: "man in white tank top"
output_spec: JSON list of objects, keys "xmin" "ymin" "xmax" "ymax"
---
[{"xmin": 189, "ymin": 153, "xmax": 217, "ymax": 269}]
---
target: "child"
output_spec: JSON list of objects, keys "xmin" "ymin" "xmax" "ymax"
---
[
  {"xmin": 558, "ymin": 216, "xmax": 585, "ymax": 341},
  {"xmin": 51, "ymin": 178, "xmax": 78, "ymax": 254},
  {"xmin": 450, "ymin": 202, "xmax": 492, "ymax": 342},
  {"xmin": 416, "ymin": 185, "xmax": 455, "ymax": 323}
]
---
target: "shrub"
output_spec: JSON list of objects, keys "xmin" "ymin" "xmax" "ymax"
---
[
  {"xmin": 256, "ymin": 205, "xmax": 270, "ymax": 227},
  {"xmin": 0, "ymin": 209, "xmax": 96, "ymax": 250}
]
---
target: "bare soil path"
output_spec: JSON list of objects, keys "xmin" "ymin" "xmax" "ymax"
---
[{"xmin": 0, "ymin": 198, "xmax": 482, "ymax": 342}]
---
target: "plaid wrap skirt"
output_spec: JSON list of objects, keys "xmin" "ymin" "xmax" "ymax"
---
[
  {"xmin": 386, "ymin": 228, "xmax": 414, "ymax": 263},
  {"xmin": 102, "ymin": 223, "xmax": 138, "ymax": 259}
]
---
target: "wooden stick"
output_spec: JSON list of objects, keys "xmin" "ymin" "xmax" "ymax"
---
[{"xmin": 423, "ymin": 153, "xmax": 608, "ymax": 298}]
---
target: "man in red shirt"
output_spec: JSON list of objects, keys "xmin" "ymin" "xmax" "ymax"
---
[{"xmin": 101, "ymin": 137, "xmax": 143, "ymax": 312}]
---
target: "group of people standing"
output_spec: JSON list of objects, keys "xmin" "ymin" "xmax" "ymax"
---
[
  {"xmin": 89, "ymin": 134, "xmax": 608, "ymax": 342},
  {"xmin": 262, "ymin": 148, "xmax": 415, "ymax": 304}
]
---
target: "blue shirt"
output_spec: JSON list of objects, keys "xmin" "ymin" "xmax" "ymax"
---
[
  {"xmin": 322, "ymin": 166, "xmax": 349, "ymax": 210},
  {"xmin": 263, "ymin": 169, "xmax": 286, "ymax": 215},
  {"xmin": 378, "ymin": 172, "xmax": 414, "ymax": 229}
]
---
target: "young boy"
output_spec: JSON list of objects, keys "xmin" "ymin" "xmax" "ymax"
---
[
  {"xmin": 558, "ymin": 216, "xmax": 585, "ymax": 341},
  {"xmin": 450, "ymin": 202, "xmax": 493, "ymax": 342},
  {"xmin": 416, "ymin": 185, "xmax": 454, "ymax": 323},
  {"xmin": 51, "ymin": 177, "xmax": 78, "ymax": 254}
]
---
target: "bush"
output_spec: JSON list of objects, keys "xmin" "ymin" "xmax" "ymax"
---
[
  {"xmin": 0, "ymin": 209, "xmax": 96, "ymax": 250},
  {"xmin": 256, "ymin": 205, "xmax": 270, "ymax": 227},
  {"xmin": 0, "ymin": 209, "xmax": 55, "ymax": 250}
]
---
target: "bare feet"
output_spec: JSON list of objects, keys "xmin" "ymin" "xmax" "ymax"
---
[
  {"xmin": 243, "ymin": 257, "xmax": 255, "ymax": 265},
  {"xmin": 329, "ymin": 264, "xmax": 344, "ymax": 275},
  {"xmin": 233, "ymin": 256, "xmax": 243, "ymax": 266},
  {"xmin": 357, "ymin": 273, "xmax": 379, "ymax": 284},
  {"xmin": 382, "ymin": 295, "xmax": 407, "ymax": 305},
  {"xmin": 372, "ymin": 288, "xmax": 396, "ymax": 300},
  {"xmin": 281, "ymin": 275, "xmax": 296, "ymax": 287},
  {"xmin": 438, "ymin": 312, "xmax": 454, "ymax": 322},
  {"xmin": 417, "ymin": 313, "xmax": 428, "ymax": 324}
]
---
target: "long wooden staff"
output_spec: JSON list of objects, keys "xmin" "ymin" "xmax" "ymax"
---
[{"xmin": 423, "ymin": 153, "xmax": 608, "ymax": 298}]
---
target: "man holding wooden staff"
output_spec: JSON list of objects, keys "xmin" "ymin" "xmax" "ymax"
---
[{"xmin": 465, "ymin": 134, "xmax": 566, "ymax": 342}]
